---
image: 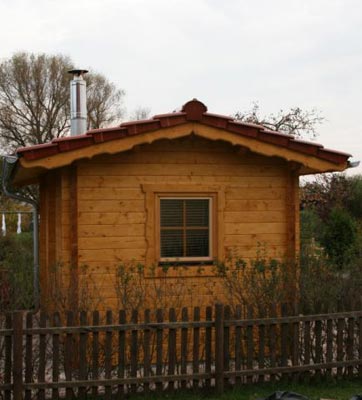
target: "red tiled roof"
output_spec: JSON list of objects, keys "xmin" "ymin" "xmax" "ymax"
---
[{"xmin": 17, "ymin": 99, "xmax": 351, "ymax": 165}]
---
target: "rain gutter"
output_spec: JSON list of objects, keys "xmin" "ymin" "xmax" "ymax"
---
[{"xmin": 348, "ymin": 160, "xmax": 360, "ymax": 169}]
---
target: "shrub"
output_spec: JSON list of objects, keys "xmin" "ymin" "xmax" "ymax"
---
[
  {"xmin": 0, "ymin": 232, "xmax": 34, "ymax": 310},
  {"xmin": 114, "ymin": 262, "xmax": 197, "ymax": 314},
  {"xmin": 321, "ymin": 207, "xmax": 357, "ymax": 268},
  {"xmin": 300, "ymin": 249, "xmax": 362, "ymax": 313},
  {"xmin": 213, "ymin": 247, "xmax": 297, "ymax": 316},
  {"xmin": 300, "ymin": 208, "xmax": 323, "ymax": 253}
]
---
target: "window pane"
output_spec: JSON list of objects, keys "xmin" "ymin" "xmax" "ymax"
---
[
  {"xmin": 186, "ymin": 199, "xmax": 209, "ymax": 227},
  {"xmin": 186, "ymin": 229, "xmax": 209, "ymax": 257},
  {"xmin": 160, "ymin": 229, "xmax": 183, "ymax": 257},
  {"xmin": 160, "ymin": 199, "xmax": 183, "ymax": 227}
]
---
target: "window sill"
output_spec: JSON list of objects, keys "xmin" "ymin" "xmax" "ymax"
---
[{"xmin": 158, "ymin": 261, "xmax": 214, "ymax": 267}]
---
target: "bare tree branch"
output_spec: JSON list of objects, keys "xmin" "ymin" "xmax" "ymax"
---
[
  {"xmin": 234, "ymin": 102, "xmax": 324, "ymax": 139},
  {"xmin": 129, "ymin": 106, "xmax": 151, "ymax": 121},
  {"xmin": 0, "ymin": 52, "xmax": 126, "ymax": 153}
]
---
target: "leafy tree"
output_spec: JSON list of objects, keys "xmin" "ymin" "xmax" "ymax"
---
[
  {"xmin": 345, "ymin": 175, "xmax": 362, "ymax": 219},
  {"xmin": 321, "ymin": 207, "xmax": 357, "ymax": 269},
  {"xmin": 301, "ymin": 174, "xmax": 362, "ymax": 269},
  {"xmin": 0, "ymin": 52, "xmax": 125, "ymax": 152},
  {"xmin": 234, "ymin": 102, "xmax": 324, "ymax": 139},
  {"xmin": 300, "ymin": 208, "xmax": 323, "ymax": 252}
]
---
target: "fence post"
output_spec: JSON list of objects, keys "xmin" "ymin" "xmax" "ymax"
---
[
  {"xmin": 215, "ymin": 303, "xmax": 224, "ymax": 394},
  {"xmin": 13, "ymin": 311, "xmax": 23, "ymax": 400}
]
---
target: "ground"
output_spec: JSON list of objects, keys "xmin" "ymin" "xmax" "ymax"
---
[{"xmin": 132, "ymin": 379, "xmax": 362, "ymax": 400}]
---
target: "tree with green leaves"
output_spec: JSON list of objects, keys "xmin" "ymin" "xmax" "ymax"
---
[
  {"xmin": 301, "ymin": 174, "xmax": 362, "ymax": 269},
  {"xmin": 321, "ymin": 207, "xmax": 358, "ymax": 268}
]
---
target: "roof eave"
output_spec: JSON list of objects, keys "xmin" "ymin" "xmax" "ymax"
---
[{"xmin": 13, "ymin": 121, "xmax": 350, "ymax": 185}]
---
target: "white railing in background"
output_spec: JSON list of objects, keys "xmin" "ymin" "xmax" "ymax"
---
[{"xmin": 0, "ymin": 211, "xmax": 33, "ymax": 236}]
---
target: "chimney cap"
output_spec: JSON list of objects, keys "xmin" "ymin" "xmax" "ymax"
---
[{"xmin": 68, "ymin": 69, "xmax": 89, "ymax": 77}]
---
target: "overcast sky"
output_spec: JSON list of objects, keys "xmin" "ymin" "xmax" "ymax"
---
[{"xmin": 0, "ymin": 0, "xmax": 361, "ymax": 174}]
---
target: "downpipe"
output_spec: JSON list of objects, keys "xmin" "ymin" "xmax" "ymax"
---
[{"xmin": 1, "ymin": 156, "xmax": 39, "ymax": 310}]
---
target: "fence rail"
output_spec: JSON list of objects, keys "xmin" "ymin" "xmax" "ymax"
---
[{"xmin": 0, "ymin": 305, "xmax": 362, "ymax": 399}]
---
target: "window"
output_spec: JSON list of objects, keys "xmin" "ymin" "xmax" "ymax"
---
[
  {"xmin": 142, "ymin": 184, "xmax": 224, "ymax": 269},
  {"xmin": 159, "ymin": 197, "xmax": 212, "ymax": 262}
]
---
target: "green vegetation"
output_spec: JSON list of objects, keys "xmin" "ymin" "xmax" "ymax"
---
[
  {"xmin": 301, "ymin": 174, "xmax": 362, "ymax": 267},
  {"xmin": 214, "ymin": 249, "xmax": 297, "ymax": 316},
  {"xmin": 129, "ymin": 379, "xmax": 362, "ymax": 400},
  {"xmin": 299, "ymin": 174, "xmax": 362, "ymax": 313},
  {"xmin": 0, "ymin": 232, "xmax": 34, "ymax": 311}
]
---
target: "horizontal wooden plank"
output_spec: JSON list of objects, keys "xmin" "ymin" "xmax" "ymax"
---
[
  {"xmin": 226, "ymin": 187, "xmax": 286, "ymax": 200},
  {"xmin": 224, "ymin": 211, "xmax": 286, "ymax": 223},
  {"xmin": 77, "ymin": 284, "xmax": 118, "ymax": 296},
  {"xmin": 78, "ymin": 237, "xmax": 146, "ymax": 250},
  {"xmin": 228, "ymin": 311, "xmax": 362, "ymax": 326},
  {"xmin": 225, "ymin": 222, "xmax": 287, "ymax": 235},
  {"xmin": 72, "ymin": 261, "xmax": 115, "ymax": 269},
  {"xmin": 77, "ymin": 164, "xmax": 285, "ymax": 177},
  {"xmin": 88, "ymin": 151, "xmax": 284, "ymax": 166},
  {"xmin": 225, "ymin": 360, "xmax": 362, "ymax": 378},
  {"xmin": 77, "ymin": 212, "xmax": 145, "ymax": 225},
  {"xmin": 23, "ymin": 372, "xmax": 212, "ymax": 389},
  {"xmin": 77, "ymin": 175, "xmax": 287, "ymax": 188},
  {"xmin": 18, "ymin": 361, "xmax": 362, "ymax": 389},
  {"xmin": 226, "ymin": 199, "xmax": 285, "ymax": 211},
  {"xmin": 78, "ymin": 224, "xmax": 144, "ymax": 238},
  {"xmin": 224, "ymin": 233, "xmax": 287, "ymax": 246},
  {"xmin": 78, "ymin": 200, "xmax": 144, "ymax": 213},
  {"xmin": 5, "ymin": 309, "xmax": 361, "ymax": 336},
  {"xmin": 224, "ymin": 246, "xmax": 286, "ymax": 258},
  {"xmin": 78, "ymin": 248, "xmax": 146, "ymax": 262},
  {"xmin": 23, "ymin": 321, "xmax": 213, "ymax": 336},
  {"xmin": 78, "ymin": 188, "xmax": 144, "ymax": 201}
]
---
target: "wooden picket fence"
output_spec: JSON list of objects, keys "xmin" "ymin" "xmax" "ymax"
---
[{"xmin": 0, "ymin": 304, "xmax": 362, "ymax": 399}]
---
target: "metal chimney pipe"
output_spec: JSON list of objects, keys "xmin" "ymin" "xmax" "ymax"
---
[{"xmin": 68, "ymin": 69, "xmax": 88, "ymax": 136}]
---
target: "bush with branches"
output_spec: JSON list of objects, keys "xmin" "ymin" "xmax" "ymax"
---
[{"xmin": 0, "ymin": 233, "xmax": 34, "ymax": 311}]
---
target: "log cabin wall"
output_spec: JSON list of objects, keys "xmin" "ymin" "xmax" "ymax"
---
[
  {"xmin": 40, "ymin": 135, "xmax": 299, "ymax": 310},
  {"xmin": 39, "ymin": 168, "xmax": 75, "ymax": 309}
]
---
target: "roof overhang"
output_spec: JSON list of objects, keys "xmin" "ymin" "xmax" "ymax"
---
[{"xmin": 11, "ymin": 99, "xmax": 351, "ymax": 186}]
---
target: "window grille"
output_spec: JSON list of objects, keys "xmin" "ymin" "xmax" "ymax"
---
[{"xmin": 159, "ymin": 198, "xmax": 211, "ymax": 261}]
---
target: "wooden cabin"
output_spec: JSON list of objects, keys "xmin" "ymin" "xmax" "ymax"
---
[{"xmin": 10, "ymin": 99, "xmax": 351, "ymax": 310}]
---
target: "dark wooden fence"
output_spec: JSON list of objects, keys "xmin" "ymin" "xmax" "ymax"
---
[{"xmin": 1, "ymin": 305, "xmax": 362, "ymax": 399}]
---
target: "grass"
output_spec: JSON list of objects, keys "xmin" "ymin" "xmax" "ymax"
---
[
  {"xmin": 217, "ymin": 379, "xmax": 362, "ymax": 400},
  {"xmin": 131, "ymin": 379, "xmax": 362, "ymax": 400}
]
